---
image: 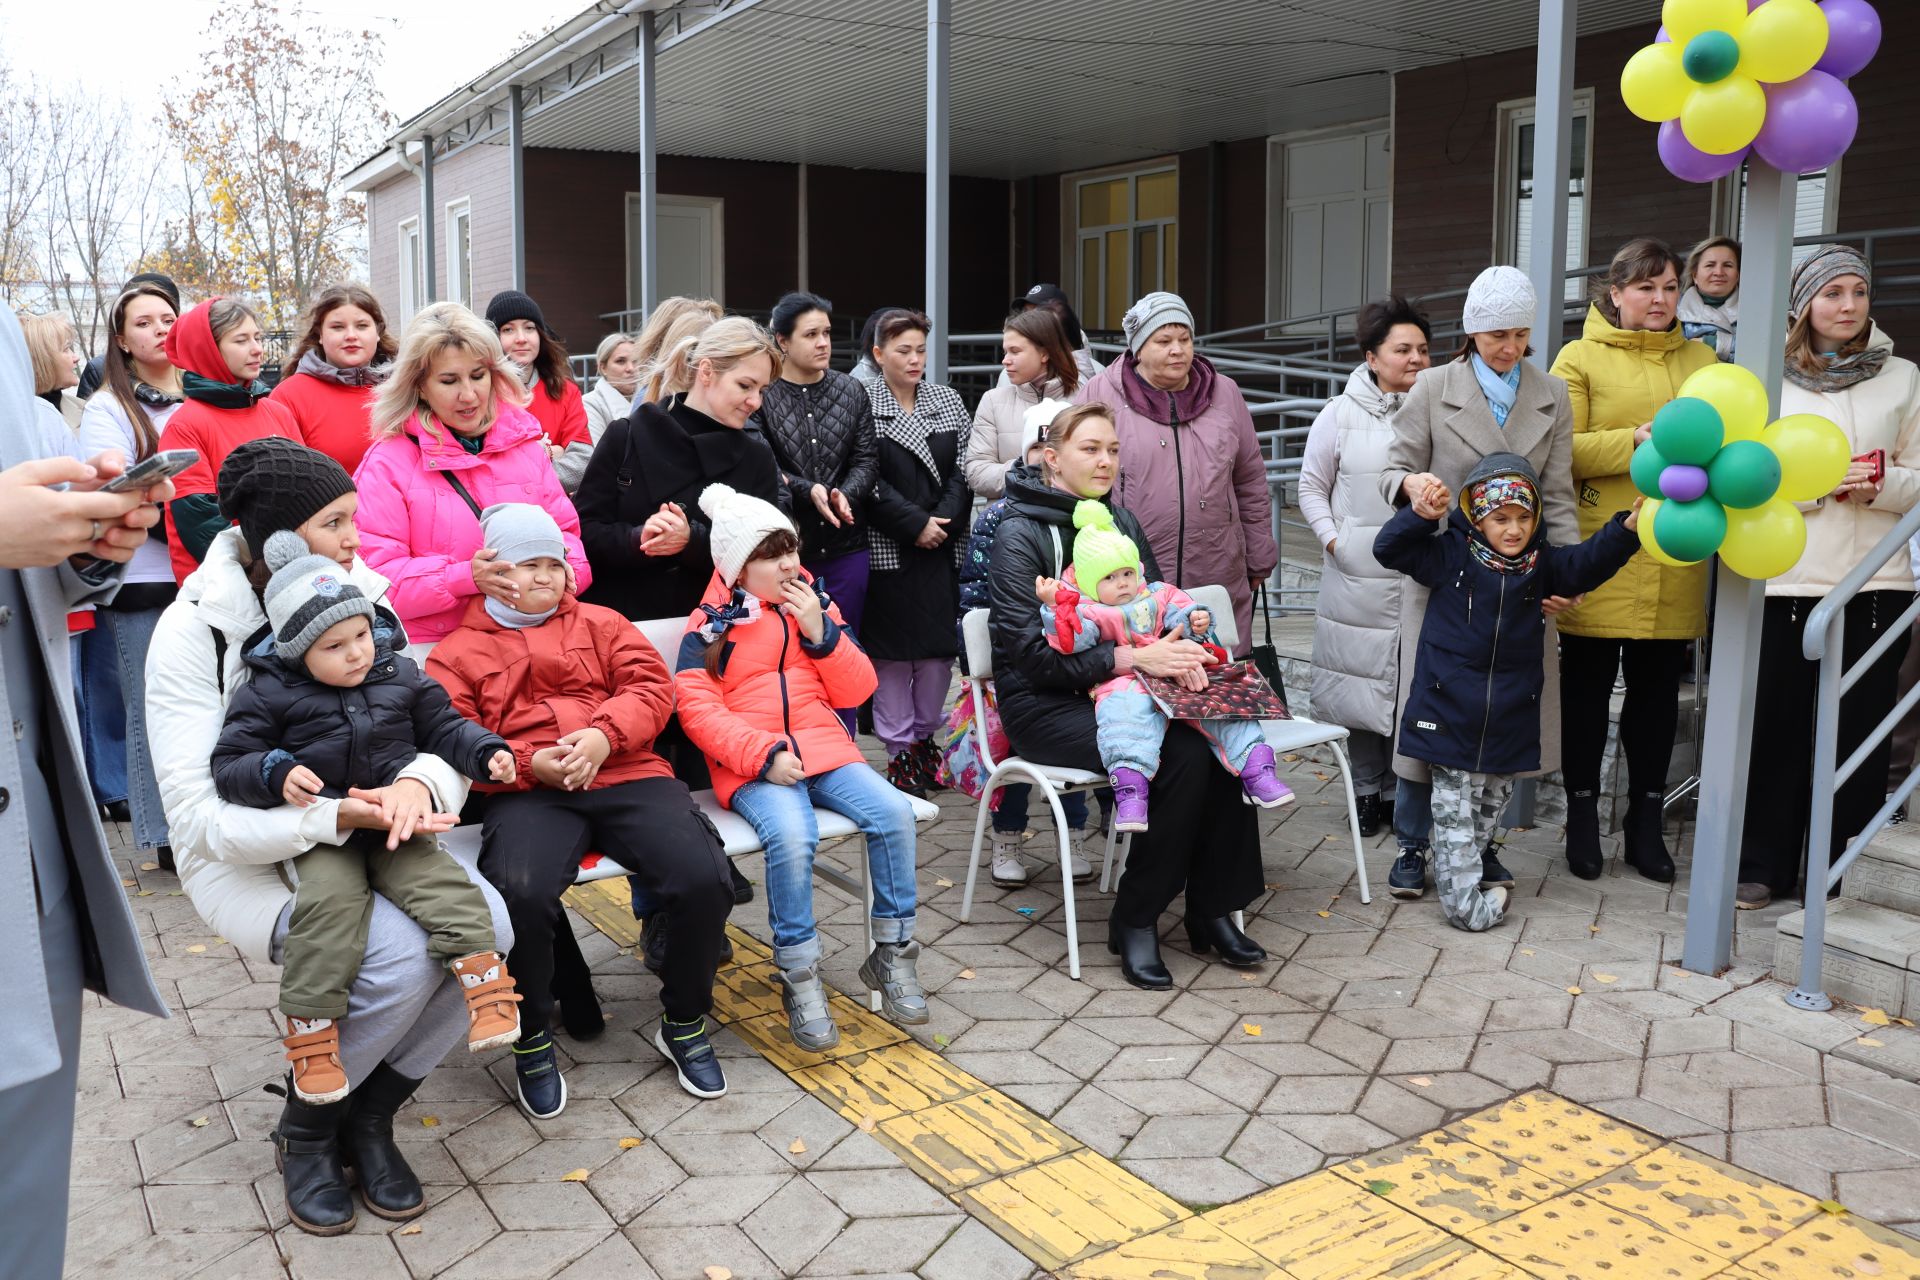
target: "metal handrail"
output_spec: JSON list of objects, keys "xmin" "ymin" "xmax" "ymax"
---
[{"xmin": 1789, "ymin": 498, "xmax": 1920, "ymax": 1010}]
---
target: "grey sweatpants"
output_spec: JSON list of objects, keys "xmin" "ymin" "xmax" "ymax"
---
[
  {"xmin": 1429, "ymin": 766, "xmax": 1512, "ymax": 932},
  {"xmin": 271, "ymin": 834, "xmax": 513, "ymax": 1087}
]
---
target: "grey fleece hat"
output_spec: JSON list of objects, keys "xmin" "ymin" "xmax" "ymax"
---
[
  {"xmin": 480, "ymin": 502, "xmax": 566, "ymax": 567},
  {"xmin": 262, "ymin": 530, "xmax": 376, "ymax": 663},
  {"xmin": 1789, "ymin": 244, "xmax": 1871, "ymax": 319},
  {"xmin": 1121, "ymin": 291, "xmax": 1194, "ymax": 356}
]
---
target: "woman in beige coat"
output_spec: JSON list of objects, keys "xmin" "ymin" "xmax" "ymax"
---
[
  {"xmin": 1377, "ymin": 266, "xmax": 1578, "ymax": 899},
  {"xmin": 963, "ymin": 308, "xmax": 1080, "ymax": 500}
]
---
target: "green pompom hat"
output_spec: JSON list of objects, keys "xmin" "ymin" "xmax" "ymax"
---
[{"xmin": 1070, "ymin": 500, "xmax": 1143, "ymax": 593}]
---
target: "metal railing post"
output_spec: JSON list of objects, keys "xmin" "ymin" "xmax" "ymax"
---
[{"xmin": 1790, "ymin": 611, "xmax": 1848, "ymax": 1009}]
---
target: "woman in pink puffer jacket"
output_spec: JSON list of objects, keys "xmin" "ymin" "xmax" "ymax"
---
[{"xmin": 354, "ymin": 303, "xmax": 590, "ymax": 646}]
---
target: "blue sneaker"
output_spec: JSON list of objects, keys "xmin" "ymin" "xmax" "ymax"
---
[
  {"xmin": 1388, "ymin": 847, "xmax": 1428, "ymax": 900},
  {"xmin": 654, "ymin": 1016, "xmax": 728, "ymax": 1099},
  {"xmin": 511, "ymin": 1031, "xmax": 568, "ymax": 1120},
  {"xmin": 1479, "ymin": 848, "xmax": 1516, "ymax": 888}
]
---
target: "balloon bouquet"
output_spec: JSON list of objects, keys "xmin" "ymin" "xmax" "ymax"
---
[{"xmin": 1619, "ymin": 0, "xmax": 1878, "ymax": 579}]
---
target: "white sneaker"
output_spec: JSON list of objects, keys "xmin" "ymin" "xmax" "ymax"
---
[
  {"xmin": 990, "ymin": 835, "xmax": 1028, "ymax": 888},
  {"xmin": 1485, "ymin": 885, "xmax": 1511, "ymax": 922}
]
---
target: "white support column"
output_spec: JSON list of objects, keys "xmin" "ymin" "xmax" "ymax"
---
[
  {"xmin": 419, "ymin": 134, "xmax": 437, "ymax": 303},
  {"xmin": 925, "ymin": 0, "xmax": 951, "ymax": 383},
  {"xmin": 508, "ymin": 85, "xmax": 527, "ymax": 292},
  {"xmin": 1682, "ymin": 163, "xmax": 1798, "ymax": 974},
  {"xmin": 1527, "ymin": 0, "xmax": 1576, "ymax": 368},
  {"xmin": 634, "ymin": 10, "xmax": 660, "ymax": 319}
]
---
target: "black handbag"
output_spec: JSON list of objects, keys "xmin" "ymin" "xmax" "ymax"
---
[{"xmin": 1247, "ymin": 582, "xmax": 1291, "ymax": 717}]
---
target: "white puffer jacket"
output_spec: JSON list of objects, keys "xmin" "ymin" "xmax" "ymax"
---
[
  {"xmin": 582, "ymin": 376, "xmax": 635, "ymax": 447},
  {"xmin": 1298, "ymin": 365, "xmax": 1406, "ymax": 736},
  {"xmin": 964, "ymin": 375, "xmax": 1068, "ymax": 500},
  {"xmin": 146, "ymin": 527, "xmax": 469, "ymax": 962},
  {"xmin": 1772, "ymin": 326, "xmax": 1920, "ymax": 598}
]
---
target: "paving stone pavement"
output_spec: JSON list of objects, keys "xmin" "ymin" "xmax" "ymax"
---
[{"xmin": 68, "ymin": 747, "xmax": 1920, "ymax": 1277}]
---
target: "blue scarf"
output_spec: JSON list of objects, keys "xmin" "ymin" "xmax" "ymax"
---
[
  {"xmin": 1472, "ymin": 354, "xmax": 1522, "ymax": 427},
  {"xmin": 695, "ymin": 589, "xmax": 762, "ymax": 643},
  {"xmin": 484, "ymin": 597, "xmax": 558, "ymax": 629}
]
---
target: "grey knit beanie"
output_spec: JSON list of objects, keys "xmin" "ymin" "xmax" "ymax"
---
[
  {"xmin": 1789, "ymin": 245, "xmax": 1871, "ymax": 319},
  {"xmin": 480, "ymin": 502, "xmax": 566, "ymax": 567},
  {"xmin": 1121, "ymin": 291, "xmax": 1195, "ymax": 356},
  {"xmin": 262, "ymin": 530, "xmax": 376, "ymax": 663},
  {"xmin": 1461, "ymin": 266, "xmax": 1537, "ymax": 334}
]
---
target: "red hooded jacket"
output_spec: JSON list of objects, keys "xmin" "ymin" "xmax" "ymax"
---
[{"xmin": 155, "ymin": 299, "xmax": 302, "ymax": 582}]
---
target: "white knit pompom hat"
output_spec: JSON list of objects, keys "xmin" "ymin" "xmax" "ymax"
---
[
  {"xmin": 699, "ymin": 483, "xmax": 797, "ymax": 586},
  {"xmin": 1461, "ymin": 265, "xmax": 1537, "ymax": 334},
  {"xmin": 1022, "ymin": 397, "xmax": 1074, "ymax": 450}
]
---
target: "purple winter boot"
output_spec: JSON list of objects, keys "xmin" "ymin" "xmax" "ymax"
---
[
  {"xmin": 1109, "ymin": 768, "xmax": 1151, "ymax": 833},
  {"xmin": 1238, "ymin": 744, "xmax": 1295, "ymax": 809}
]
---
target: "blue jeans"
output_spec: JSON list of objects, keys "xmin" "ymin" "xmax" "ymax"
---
[
  {"xmin": 1395, "ymin": 775, "xmax": 1434, "ymax": 853},
  {"xmin": 71, "ymin": 625, "xmax": 127, "ymax": 807},
  {"xmin": 992, "ymin": 783, "xmax": 1088, "ymax": 835},
  {"xmin": 95, "ymin": 607, "xmax": 170, "ymax": 848},
  {"xmin": 730, "ymin": 762, "xmax": 918, "ymax": 970}
]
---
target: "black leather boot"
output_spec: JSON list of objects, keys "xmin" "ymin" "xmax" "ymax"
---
[
  {"xmin": 339, "ymin": 1063, "xmax": 426, "ymax": 1220},
  {"xmin": 1622, "ymin": 794, "xmax": 1676, "ymax": 883},
  {"xmin": 1106, "ymin": 920, "xmax": 1172, "ymax": 990},
  {"xmin": 551, "ymin": 928, "xmax": 605, "ymax": 1041},
  {"xmin": 1565, "ymin": 791, "xmax": 1603, "ymax": 880},
  {"xmin": 1356, "ymin": 793, "xmax": 1383, "ymax": 838},
  {"xmin": 268, "ymin": 1079, "xmax": 356, "ymax": 1235},
  {"xmin": 729, "ymin": 861, "xmax": 756, "ymax": 905},
  {"xmin": 1185, "ymin": 916, "xmax": 1268, "ymax": 967}
]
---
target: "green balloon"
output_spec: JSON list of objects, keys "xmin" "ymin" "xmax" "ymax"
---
[
  {"xmin": 1652, "ymin": 496, "xmax": 1729, "ymax": 564},
  {"xmin": 1651, "ymin": 397, "xmax": 1725, "ymax": 466},
  {"xmin": 1682, "ymin": 29, "xmax": 1741, "ymax": 85},
  {"xmin": 1630, "ymin": 440, "xmax": 1672, "ymax": 500},
  {"xmin": 1707, "ymin": 439, "xmax": 1782, "ymax": 510}
]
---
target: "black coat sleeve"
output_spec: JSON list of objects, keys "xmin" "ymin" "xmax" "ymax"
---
[
  {"xmin": 989, "ymin": 519, "xmax": 1120, "ymax": 693},
  {"xmin": 577, "ymin": 419, "xmax": 646, "ymax": 574},
  {"xmin": 841, "ymin": 395, "xmax": 880, "ymax": 512},
  {"xmin": 868, "ymin": 454, "xmax": 932, "ymax": 543},
  {"xmin": 403, "ymin": 661, "xmax": 509, "ymax": 781},
  {"xmin": 1373, "ymin": 505, "xmax": 1457, "ymax": 590},
  {"xmin": 934, "ymin": 445, "xmax": 973, "ymax": 528},
  {"xmin": 209, "ymin": 681, "xmax": 293, "ymax": 808},
  {"xmin": 1543, "ymin": 513, "xmax": 1639, "ymax": 598}
]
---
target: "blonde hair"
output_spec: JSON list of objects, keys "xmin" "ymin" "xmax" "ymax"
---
[
  {"xmin": 594, "ymin": 331, "xmax": 635, "ymax": 368},
  {"xmin": 638, "ymin": 312, "xmax": 717, "ymax": 402},
  {"xmin": 650, "ymin": 315, "xmax": 782, "ymax": 403},
  {"xmin": 1044, "ymin": 401, "xmax": 1116, "ymax": 450},
  {"xmin": 631, "ymin": 296, "xmax": 723, "ymax": 369},
  {"xmin": 20, "ymin": 311, "xmax": 77, "ymax": 396},
  {"xmin": 370, "ymin": 301, "xmax": 527, "ymax": 442}
]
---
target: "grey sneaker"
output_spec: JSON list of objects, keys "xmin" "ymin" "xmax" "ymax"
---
[
  {"xmin": 1735, "ymin": 882, "xmax": 1772, "ymax": 911},
  {"xmin": 773, "ymin": 966, "xmax": 840, "ymax": 1051},
  {"xmin": 858, "ymin": 941, "xmax": 930, "ymax": 1025}
]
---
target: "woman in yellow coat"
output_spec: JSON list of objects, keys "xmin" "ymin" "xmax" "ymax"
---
[{"xmin": 1550, "ymin": 239, "xmax": 1718, "ymax": 884}]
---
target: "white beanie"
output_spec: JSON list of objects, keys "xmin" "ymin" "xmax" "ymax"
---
[
  {"xmin": 699, "ymin": 483, "xmax": 797, "ymax": 586},
  {"xmin": 1121, "ymin": 291, "xmax": 1194, "ymax": 356},
  {"xmin": 1022, "ymin": 397, "xmax": 1073, "ymax": 450},
  {"xmin": 1461, "ymin": 266, "xmax": 1537, "ymax": 334},
  {"xmin": 262, "ymin": 530, "xmax": 376, "ymax": 663}
]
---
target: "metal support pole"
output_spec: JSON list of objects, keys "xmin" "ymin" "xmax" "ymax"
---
[
  {"xmin": 925, "ymin": 0, "xmax": 951, "ymax": 384},
  {"xmin": 1681, "ymin": 163, "xmax": 1798, "ymax": 975},
  {"xmin": 419, "ymin": 134, "xmax": 437, "ymax": 303},
  {"xmin": 634, "ymin": 10, "xmax": 659, "ymax": 318},
  {"xmin": 508, "ymin": 85, "xmax": 527, "ymax": 292},
  {"xmin": 1526, "ymin": 0, "xmax": 1576, "ymax": 369},
  {"xmin": 797, "ymin": 162, "xmax": 809, "ymax": 293}
]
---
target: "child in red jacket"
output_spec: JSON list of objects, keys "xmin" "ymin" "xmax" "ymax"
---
[
  {"xmin": 427, "ymin": 504, "xmax": 734, "ymax": 1117},
  {"xmin": 675, "ymin": 484, "xmax": 923, "ymax": 1053}
]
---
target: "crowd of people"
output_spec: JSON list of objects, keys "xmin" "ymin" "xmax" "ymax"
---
[{"xmin": 6, "ymin": 226, "xmax": 1918, "ymax": 1266}]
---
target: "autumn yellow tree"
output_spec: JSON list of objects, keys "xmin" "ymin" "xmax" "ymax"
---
[{"xmin": 159, "ymin": 0, "xmax": 391, "ymax": 328}]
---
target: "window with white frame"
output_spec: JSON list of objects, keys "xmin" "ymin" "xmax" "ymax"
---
[
  {"xmin": 446, "ymin": 200, "xmax": 473, "ymax": 310},
  {"xmin": 1069, "ymin": 164, "xmax": 1178, "ymax": 333},
  {"xmin": 397, "ymin": 217, "xmax": 423, "ymax": 320},
  {"xmin": 1495, "ymin": 92, "xmax": 1594, "ymax": 302}
]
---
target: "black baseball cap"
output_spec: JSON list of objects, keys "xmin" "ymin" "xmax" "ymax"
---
[{"xmin": 1015, "ymin": 283, "xmax": 1070, "ymax": 310}]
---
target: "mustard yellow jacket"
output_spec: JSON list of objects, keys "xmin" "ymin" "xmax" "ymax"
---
[{"xmin": 1551, "ymin": 306, "xmax": 1720, "ymax": 640}]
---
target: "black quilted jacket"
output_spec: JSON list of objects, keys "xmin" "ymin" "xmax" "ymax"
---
[{"xmin": 749, "ymin": 370, "xmax": 879, "ymax": 559}]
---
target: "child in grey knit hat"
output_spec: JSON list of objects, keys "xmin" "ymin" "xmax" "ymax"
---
[{"xmin": 211, "ymin": 530, "xmax": 524, "ymax": 1107}]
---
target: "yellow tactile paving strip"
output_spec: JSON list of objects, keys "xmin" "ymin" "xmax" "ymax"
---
[{"xmin": 566, "ymin": 880, "xmax": 1920, "ymax": 1279}]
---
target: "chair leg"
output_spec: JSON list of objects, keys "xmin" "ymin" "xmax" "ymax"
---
[
  {"xmin": 1098, "ymin": 801, "xmax": 1122, "ymax": 893},
  {"xmin": 960, "ymin": 777, "xmax": 1001, "ymax": 924},
  {"xmin": 1328, "ymin": 738, "xmax": 1372, "ymax": 904},
  {"xmin": 1034, "ymin": 783, "xmax": 1082, "ymax": 981},
  {"xmin": 861, "ymin": 833, "xmax": 880, "ymax": 1013}
]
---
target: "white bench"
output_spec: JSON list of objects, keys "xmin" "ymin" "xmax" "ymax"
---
[{"xmin": 955, "ymin": 583, "xmax": 1370, "ymax": 981}]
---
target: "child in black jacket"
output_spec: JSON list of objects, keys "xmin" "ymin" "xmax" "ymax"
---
[
  {"xmin": 1374, "ymin": 452, "xmax": 1641, "ymax": 932},
  {"xmin": 212, "ymin": 531, "xmax": 521, "ymax": 1105}
]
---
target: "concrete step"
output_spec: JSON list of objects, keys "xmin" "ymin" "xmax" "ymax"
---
[
  {"xmin": 1775, "ymin": 897, "xmax": 1920, "ymax": 1018},
  {"xmin": 1851, "ymin": 822, "xmax": 1920, "ymax": 916}
]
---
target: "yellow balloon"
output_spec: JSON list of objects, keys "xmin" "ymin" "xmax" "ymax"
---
[
  {"xmin": 1737, "ymin": 0, "xmax": 1829, "ymax": 83},
  {"xmin": 1680, "ymin": 77, "xmax": 1767, "ymax": 155},
  {"xmin": 1622, "ymin": 43, "xmax": 1689, "ymax": 122},
  {"xmin": 1679, "ymin": 362, "xmax": 1770, "ymax": 442},
  {"xmin": 1720, "ymin": 498, "xmax": 1809, "ymax": 579},
  {"xmin": 1764, "ymin": 413, "xmax": 1852, "ymax": 502},
  {"xmin": 1637, "ymin": 498, "xmax": 1704, "ymax": 567},
  {"xmin": 1664, "ymin": 0, "xmax": 1749, "ymax": 44}
]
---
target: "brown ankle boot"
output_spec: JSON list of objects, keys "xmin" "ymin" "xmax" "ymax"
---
[
  {"xmin": 284, "ymin": 1017, "xmax": 349, "ymax": 1104},
  {"xmin": 451, "ymin": 952, "xmax": 523, "ymax": 1052}
]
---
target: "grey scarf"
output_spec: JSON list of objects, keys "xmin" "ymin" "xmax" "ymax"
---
[
  {"xmin": 1786, "ymin": 343, "xmax": 1891, "ymax": 394},
  {"xmin": 296, "ymin": 348, "xmax": 394, "ymax": 389}
]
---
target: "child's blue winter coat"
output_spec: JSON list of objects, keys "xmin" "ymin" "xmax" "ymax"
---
[{"xmin": 1374, "ymin": 502, "xmax": 1638, "ymax": 775}]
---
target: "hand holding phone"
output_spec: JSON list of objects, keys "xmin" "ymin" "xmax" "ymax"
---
[
  {"xmin": 100, "ymin": 448, "xmax": 199, "ymax": 495},
  {"xmin": 1835, "ymin": 449, "xmax": 1885, "ymax": 502}
]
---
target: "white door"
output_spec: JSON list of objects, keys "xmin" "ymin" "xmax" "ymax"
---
[
  {"xmin": 627, "ymin": 194, "xmax": 725, "ymax": 311},
  {"xmin": 1267, "ymin": 126, "xmax": 1390, "ymax": 330}
]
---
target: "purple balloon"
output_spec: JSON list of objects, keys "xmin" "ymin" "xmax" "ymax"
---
[
  {"xmin": 1660, "ymin": 464, "xmax": 1712, "ymax": 504},
  {"xmin": 1656, "ymin": 24, "xmax": 1669, "ymax": 42},
  {"xmin": 1755, "ymin": 71, "xmax": 1859, "ymax": 173},
  {"xmin": 1816, "ymin": 0, "xmax": 1883, "ymax": 79},
  {"xmin": 1658, "ymin": 120, "xmax": 1750, "ymax": 183}
]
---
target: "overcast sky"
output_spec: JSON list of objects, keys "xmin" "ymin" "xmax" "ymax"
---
[{"xmin": 1, "ymin": 0, "xmax": 585, "ymax": 123}]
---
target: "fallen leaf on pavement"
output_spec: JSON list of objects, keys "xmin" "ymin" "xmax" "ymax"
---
[
  {"xmin": 856, "ymin": 1114, "xmax": 876, "ymax": 1132},
  {"xmin": 1591, "ymin": 973, "xmax": 1619, "ymax": 984},
  {"xmin": 1589, "ymin": 925, "xmax": 1601, "ymax": 934},
  {"xmin": 1860, "ymin": 1007, "xmax": 1892, "ymax": 1027},
  {"xmin": 934, "ymin": 877, "xmax": 954, "ymax": 888},
  {"xmin": 1281, "ymin": 753, "xmax": 1302, "ymax": 763},
  {"xmin": 1316, "ymin": 911, "xmax": 1331, "ymax": 918},
  {"xmin": 1241, "ymin": 972, "xmax": 1259, "ymax": 982},
  {"xmin": 957, "ymin": 968, "xmax": 976, "ymax": 980},
  {"xmin": 420, "ymin": 1116, "xmax": 439, "ymax": 1128},
  {"xmin": 1520, "ymin": 949, "xmax": 1535, "ymax": 956},
  {"xmin": 189, "ymin": 1116, "xmax": 210, "ymax": 1128},
  {"xmin": 705, "ymin": 1268, "xmax": 734, "ymax": 1280},
  {"xmin": 1566, "ymin": 986, "xmax": 1583, "ymax": 996},
  {"xmin": 1365, "ymin": 1179, "xmax": 1395, "ymax": 1195},
  {"xmin": 139, "ymin": 862, "xmax": 158, "ymax": 871},
  {"xmin": 136, "ymin": 890, "xmax": 153, "ymax": 897},
  {"xmin": 789, "ymin": 1138, "xmax": 807, "ymax": 1154},
  {"xmin": 1242, "ymin": 1023, "xmax": 1262, "ymax": 1037},
  {"xmin": 1312, "ymin": 771, "xmax": 1330, "ymax": 781},
  {"xmin": 398, "ymin": 1225, "xmax": 422, "ymax": 1235},
  {"xmin": 186, "ymin": 944, "xmax": 206, "ymax": 954},
  {"xmin": 933, "ymin": 1033, "xmax": 951, "ymax": 1048},
  {"xmin": 1407, "ymin": 1076, "xmax": 1432, "ymax": 1088},
  {"xmin": 1857, "ymin": 1037, "xmax": 1885, "ymax": 1048},
  {"xmin": 121, "ymin": 879, "xmax": 136, "ymax": 888},
  {"xmin": 1817, "ymin": 1199, "xmax": 1849, "ymax": 1216},
  {"xmin": 619, "ymin": 1136, "xmax": 643, "ymax": 1149},
  {"xmin": 561, "ymin": 1168, "xmax": 591, "ymax": 1182}
]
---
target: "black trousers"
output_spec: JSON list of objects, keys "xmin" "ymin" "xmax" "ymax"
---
[
  {"xmin": 1003, "ymin": 693, "xmax": 1263, "ymax": 928},
  {"xmin": 481, "ymin": 777, "xmax": 733, "ymax": 1026},
  {"xmin": 1741, "ymin": 591, "xmax": 1912, "ymax": 896},
  {"xmin": 1558, "ymin": 634, "xmax": 1690, "ymax": 809}
]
